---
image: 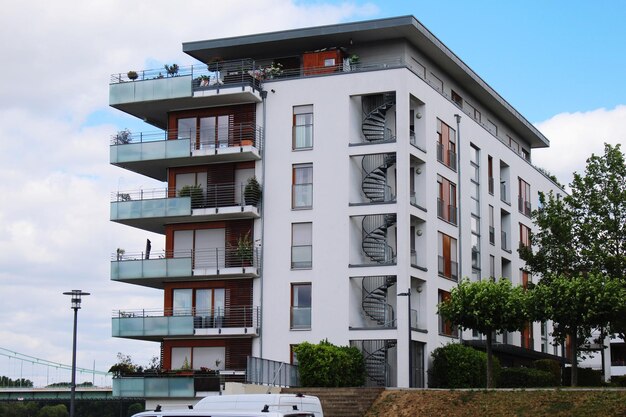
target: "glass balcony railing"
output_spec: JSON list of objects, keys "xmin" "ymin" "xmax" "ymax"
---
[
  {"xmin": 111, "ymin": 255, "xmax": 192, "ymax": 281},
  {"xmin": 113, "ymin": 375, "xmax": 195, "ymax": 398},
  {"xmin": 112, "ymin": 306, "xmax": 261, "ymax": 338}
]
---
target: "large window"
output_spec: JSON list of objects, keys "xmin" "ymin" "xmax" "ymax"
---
[
  {"xmin": 437, "ymin": 175, "xmax": 457, "ymax": 225},
  {"xmin": 291, "ymin": 223, "xmax": 312, "ymax": 269},
  {"xmin": 436, "ymin": 119, "xmax": 456, "ymax": 170},
  {"xmin": 438, "ymin": 232, "xmax": 458, "ymax": 281},
  {"xmin": 438, "ymin": 290, "xmax": 458, "ymax": 337},
  {"xmin": 172, "ymin": 287, "xmax": 225, "ymax": 326},
  {"xmin": 518, "ymin": 178, "xmax": 531, "ymax": 217},
  {"xmin": 293, "ymin": 105, "xmax": 313, "ymax": 150},
  {"xmin": 292, "ymin": 164, "xmax": 313, "ymax": 208},
  {"xmin": 177, "ymin": 115, "xmax": 232, "ymax": 149},
  {"xmin": 291, "ymin": 283, "xmax": 311, "ymax": 330}
]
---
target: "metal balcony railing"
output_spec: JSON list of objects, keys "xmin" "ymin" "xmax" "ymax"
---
[
  {"xmin": 112, "ymin": 247, "xmax": 260, "ymax": 270},
  {"xmin": 518, "ymin": 197, "xmax": 532, "ymax": 217},
  {"xmin": 437, "ymin": 198, "xmax": 457, "ymax": 225},
  {"xmin": 110, "ymin": 123, "xmax": 263, "ymax": 150},
  {"xmin": 500, "ymin": 181, "xmax": 509, "ymax": 203},
  {"xmin": 436, "ymin": 142, "xmax": 456, "ymax": 170},
  {"xmin": 438, "ymin": 256, "xmax": 458, "ymax": 281},
  {"xmin": 113, "ymin": 306, "xmax": 260, "ymax": 330},
  {"xmin": 112, "ymin": 182, "xmax": 260, "ymax": 209},
  {"xmin": 246, "ymin": 357, "xmax": 299, "ymax": 387},
  {"xmin": 489, "ymin": 226, "xmax": 495, "ymax": 244}
]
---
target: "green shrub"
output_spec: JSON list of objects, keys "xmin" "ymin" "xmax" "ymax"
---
[
  {"xmin": 533, "ymin": 359, "xmax": 561, "ymax": 386},
  {"xmin": 499, "ymin": 367, "xmax": 556, "ymax": 388},
  {"xmin": 178, "ymin": 184, "xmax": 204, "ymax": 208},
  {"xmin": 610, "ymin": 375, "xmax": 626, "ymax": 387},
  {"xmin": 294, "ymin": 340, "xmax": 365, "ymax": 387},
  {"xmin": 428, "ymin": 343, "xmax": 500, "ymax": 388},
  {"xmin": 561, "ymin": 367, "xmax": 603, "ymax": 386}
]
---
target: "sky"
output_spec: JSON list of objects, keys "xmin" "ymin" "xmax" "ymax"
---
[{"xmin": 0, "ymin": 0, "xmax": 624, "ymax": 385}]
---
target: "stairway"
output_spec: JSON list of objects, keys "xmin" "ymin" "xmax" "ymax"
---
[
  {"xmin": 354, "ymin": 340, "xmax": 397, "ymax": 387},
  {"xmin": 361, "ymin": 93, "xmax": 396, "ymax": 142},
  {"xmin": 361, "ymin": 214, "xmax": 396, "ymax": 264},
  {"xmin": 281, "ymin": 387, "xmax": 383, "ymax": 417},
  {"xmin": 361, "ymin": 153, "xmax": 395, "ymax": 202},
  {"xmin": 361, "ymin": 276, "xmax": 396, "ymax": 326}
]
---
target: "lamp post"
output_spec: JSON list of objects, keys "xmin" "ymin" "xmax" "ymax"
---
[
  {"xmin": 398, "ymin": 288, "xmax": 411, "ymax": 387},
  {"xmin": 63, "ymin": 290, "xmax": 90, "ymax": 417}
]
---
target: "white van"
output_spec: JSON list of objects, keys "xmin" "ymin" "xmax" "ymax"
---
[{"xmin": 133, "ymin": 393, "xmax": 323, "ymax": 417}]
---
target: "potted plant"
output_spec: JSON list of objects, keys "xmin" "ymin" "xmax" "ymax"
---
[
  {"xmin": 349, "ymin": 54, "xmax": 360, "ymax": 70},
  {"xmin": 113, "ymin": 129, "xmax": 132, "ymax": 145},
  {"xmin": 164, "ymin": 63, "xmax": 179, "ymax": 77},
  {"xmin": 244, "ymin": 177, "xmax": 261, "ymax": 206},
  {"xmin": 178, "ymin": 184, "xmax": 204, "ymax": 208},
  {"xmin": 127, "ymin": 70, "xmax": 138, "ymax": 81},
  {"xmin": 235, "ymin": 232, "xmax": 253, "ymax": 266}
]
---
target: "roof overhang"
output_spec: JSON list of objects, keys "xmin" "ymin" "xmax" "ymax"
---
[{"xmin": 183, "ymin": 16, "xmax": 549, "ymax": 148}]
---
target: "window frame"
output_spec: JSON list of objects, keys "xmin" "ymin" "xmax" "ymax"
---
[
  {"xmin": 292, "ymin": 164, "xmax": 313, "ymax": 209},
  {"xmin": 292, "ymin": 105, "xmax": 314, "ymax": 150}
]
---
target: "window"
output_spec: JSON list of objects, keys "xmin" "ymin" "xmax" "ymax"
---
[
  {"xmin": 438, "ymin": 232, "xmax": 458, "ymax": 281},
  {"xmin": 292, "ymin": 164, "xmax": 313, "ymax": 208},
  {"xmin": 471, "ymin": 216, "xmax": 480, "ymax": 269},
  {"xmin": 292, "ymin": 223, "xmax": 312, "ymax": 269},
  {"xmin": 521, "ymin": 148, "xmax": 530, "ymax": 161},
  {"xmin": 487, "ymin": 119, "xmax": 498, "ymax": 136},
  {"xmin": 489, "ymin": 255, "xmax": 495, "ymax": 279},
  {"xmin": 508, "ymin": 135, "xmax": 520, "ymax": 154},
  {"xmin": 488, "ymin": 205, "xmax": 495, "ymax": 245},
  {"xmin": 487, "ymin": 155, "xmax": 494, "ymax": 194},
  {"xmin": 436, "ymin": 119, "xmax": 457, "ymax": 170},
  {"xmin": 521, "ymin": 270, "xmax": 531, "ymax": 288},
  {"xmin": 293, "ymin": 105, "xmax": 313, "ymax": 149},
  {"xmin": 451, "ymin": 90, "xmax": 463, "ymax": 107},
  {"xmin": 437, "ymin": 175, "xmax": 457, "ymax": 225},
  {"xmin": 518, "ymin": 178, "xmax": 531, "ymax": 216},
  {"xmin": 466, "ymin": 102, "xmax": 481, "ymax": 123},
  {"xmin": 438, "ymin": 290, "xmax": 458, "ymax": 337},
  {"xmin": 291, "ymin": 283, "xmax": 311, "ymax": 329},
  {"xmin": 172, "ymin": 287, "xmax": 225, "ymax": 327},
  {"xmin": 520, "ymin": 223, "xmax": 531, "ymax": 248},
  {"xmin": 171, "ymin": 346, "xmax": 225, "ymax": 370},
  {"xmin": 470, "ymin": 144, "xmax": 480, "ymax": 182},
  {"xmin": 177, "ymin": 114, "xmax": 233, "ymax": 149}
]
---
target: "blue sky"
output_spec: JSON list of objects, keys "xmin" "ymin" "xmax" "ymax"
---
[{"xmin": 0, "ymin": 0, "xmax": 623, "ymax": 383}]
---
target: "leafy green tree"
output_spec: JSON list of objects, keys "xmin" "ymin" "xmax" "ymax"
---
[
  {"xmin": 0, "ymin": 375, "xmax": 34, "ymax": 387},
  {"xmin": 294, "ymin": 340, "xmax": 364, "ymax": 387},
  {"xmin": 531, "ymin": 273, "xmax": 626, "ymax": 386},
  {"xmin": 437, "ymin": 278, "xmax": 530, "ymax": 388}
]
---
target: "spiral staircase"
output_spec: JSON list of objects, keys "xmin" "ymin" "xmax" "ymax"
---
[
  {"xmin": 361, "ymin": 93, "xmax": 396, "ymax": 142},
  {"xmin": 361, "ymin": 153, "xmax": 396, "ymax": 202},
  {"xmin": 362, "ymin": 214, "xmax": 396, "ymax": 264},
  {"xmin": 352, "ymin": 339, "xmax": 397, "ymax": 387},
  {"xmin": 361, "ymin": 276, "xmax": 396, "ymax": 327}
]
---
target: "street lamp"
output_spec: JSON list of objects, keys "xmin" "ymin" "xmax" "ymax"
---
[
  {"xmin": 398, "ymin": 288, "xmax": 411, "ymax": 387},
  {"xmin": 63, "ymin": 290, "xmax": 90, "ymax": 417}
]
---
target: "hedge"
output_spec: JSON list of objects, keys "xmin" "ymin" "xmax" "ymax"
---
[
  {"xmin": 428, "ymin": 343, "xmax": 500, "ymax": 388},
  {"xmin": 498, "ymin": 367, "xmax": 556, "ymax": 388},
  {"xmin": 562, "ymin": 367, "xmax": 603, "ymax": 387},
  {"xmin": 533, "ymin": 359, "xmax": 561, "ymax": 386},
  {"xmin": 294, "ymin": 340, "xmax": 365, "ymax": 387}
]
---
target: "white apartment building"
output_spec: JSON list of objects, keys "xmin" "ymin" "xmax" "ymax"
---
[{"xmin": 109, "ymin": 16, "xmax": 569, "ymax": 398}]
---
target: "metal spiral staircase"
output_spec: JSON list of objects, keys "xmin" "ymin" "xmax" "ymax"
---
[
  {"xmin": 361, "ymin": 276, "xmax": 396, "ymax": 327},
  {"xmin": 361, "ymin": 93, "xmax": 396, "ymax": 142},
  {"xmin": 354, "ymin": 339, "xmax": 397, "ymax": 387},
  {"xmin": 362, "ymin": 214, "xmax": 396, "ymax": 264},
  {"xmin": 361, "ymin": 153, "xmax": 396, "ymax": 202}
]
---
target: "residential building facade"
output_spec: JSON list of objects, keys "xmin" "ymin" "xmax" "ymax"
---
[{"xmin": 108, "ymin": 16, "xmax": 576, "ymax": 400}]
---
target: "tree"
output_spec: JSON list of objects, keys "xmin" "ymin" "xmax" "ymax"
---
[
  {"xmin": 531, "ymin": 273, "xmax": 626, "ymax": 386},
  {"xmin": 520, "ymin": 144, "xmax": 626, "ymax": 384},
  {"xmin": 37, "ymin": 404, "xmax": 68, "ymax": 417},
  {"xmin": 437, "ymin": 278, "xmax": 530, "ymax": 388}
]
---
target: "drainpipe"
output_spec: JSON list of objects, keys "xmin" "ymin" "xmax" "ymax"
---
[
  {"xmin": 454, "ymin": 114, "xmax": 463, "ymax": 344},
  {"xmin": 259, "ymin": 89, "xmax": 268, "ymax": 358}
]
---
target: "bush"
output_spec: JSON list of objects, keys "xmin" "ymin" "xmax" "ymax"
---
[
  {"xmin": 178, "ymin": 185, "xmax": 204, "ymax": 208},
  {"xmin": 294, "ymin": 340, "xmax": 365, "ymax": 387},
  {"xmin": 428, "ymin": 343, "xmax": 500, "ymax": 388},
  {"xmin": 610, "ymin": 375, "xmax": 626, "ymax": 387},
  {"xmin": 533, "ymin": 359, "xmax": 561, "ymax": 386},
  {"xmin": 561, "ymin": 367, "xmax": 603, "ymax": 386},
  {"xmin": 499, "ymin": 367, "xmax": 556, "ymax": 388}
]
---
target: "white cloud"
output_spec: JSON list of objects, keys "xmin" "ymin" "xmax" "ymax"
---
[
  {"xmin": 0, "ymin": 0, "xmax": 378, "ymax": 383},
  {"xmin": 533, "ymin": 105, "xmax": 626, "ymax": 188}
]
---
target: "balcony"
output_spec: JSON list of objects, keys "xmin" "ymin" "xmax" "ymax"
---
[
  {"xmin": 410, "ymin": 250, "xmax": 427, "ymax": 271},
  {"xmin": 437, "ymin": 198, "xmax": 457, "ymax": 225},
  {"xmin": 110, "ymin": 124, "xmax": 262, "ymax": 181},
  {"xmin": 438, "ymin": 256, "xmax": 458, "ymax": 281},
  {"xmin": 500, "ymin": 182, "xmax": 510, "ymax": 204},
  {"xmin": 489, "ymin": 226, "xmax": 495, "ymax": 245},
  {"xmin": 111, "ymin": 248, "xmax": 260, "ymax": 288},
  {"xmin": 112, "ymin": 306, "xmax": 261, "ymax": 341},
  {"xmin": 113, "ymin": 372, "xmax": 227, "ymax": 398},
  {"xmin": 110, "ymin": 60, "xmax": 262, "ymax": 128},
  {"xmin": 110, "ymin": 183, "xmax": 260, "ymax": 233},
  {"xmin": 436, "ymin": 142, "xmax": 457, "ymax": 171},
  {"xmin": 518, "ymin": 197, "xmax": 532, "ymax": 217}
]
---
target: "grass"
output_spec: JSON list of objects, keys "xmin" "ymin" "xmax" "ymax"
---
[{"xmin": 365, "ymin": 389, "xmax": 626, "ymax": 417}]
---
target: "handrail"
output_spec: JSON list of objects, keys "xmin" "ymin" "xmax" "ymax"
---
[{"xmin": 112, "ymin": 247, "xmax": 260, "ymax": 269}]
